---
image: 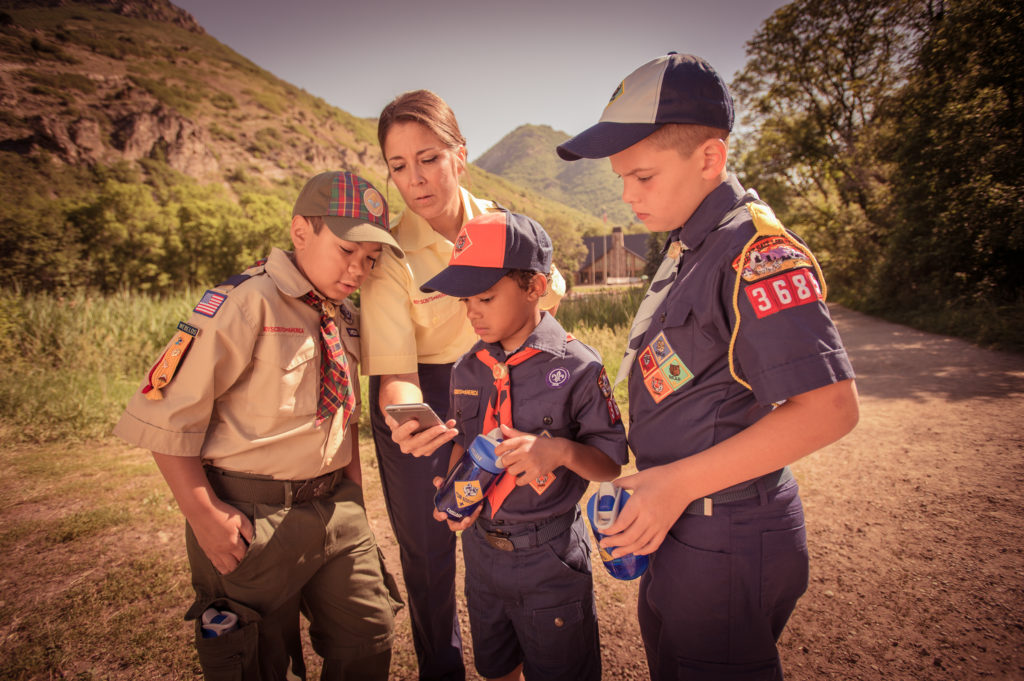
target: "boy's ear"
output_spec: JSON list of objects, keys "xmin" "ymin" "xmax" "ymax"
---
[
  {"xmin": 527, "ymin": 273, "xmax": 549, "ymax": 301},
  {"xmin": 290, "ymin": 215, "xmax": 309, "ymax": 250},
  {"xmin": 699, "ymin": 138, "xmax": 728, "ymax": 179}
]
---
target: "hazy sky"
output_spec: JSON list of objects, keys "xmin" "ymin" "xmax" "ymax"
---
[{"xmin": 171, "ymin": 0, "xmax": 789, "ymax": 161}]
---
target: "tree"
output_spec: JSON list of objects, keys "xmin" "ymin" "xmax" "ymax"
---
[
  {"xmin": 881, "ymin": 0, "xmax": 1024, "ymax": 308},
  {"xmin": 732, "ymin": 0, "xmax": 924, "ymax": 296}
]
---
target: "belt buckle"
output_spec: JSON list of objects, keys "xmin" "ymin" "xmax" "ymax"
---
[{"xmin": 485, "ymin": 531, "xmax": 515, "ymax": 552}]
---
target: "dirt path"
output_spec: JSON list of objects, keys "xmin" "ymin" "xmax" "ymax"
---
[{"xmin": 775, "ymin": 306, "xmax": 1024, "ymax": 680}]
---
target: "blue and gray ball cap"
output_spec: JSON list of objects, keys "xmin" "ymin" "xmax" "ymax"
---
[{"xmin": 557, "ymin": 53, "xmax": 734, "ymax": 161}]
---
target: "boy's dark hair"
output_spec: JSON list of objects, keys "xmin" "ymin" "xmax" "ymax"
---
[
  {"xmin": 304, "ymin": 215, "xmax": 325, "ymax": 234},
  {"xmin": 647, "ymin": 123, "xmax": 730, "ymax": 158},
  {"xmin": 506, "ymin": 269, "xmax": 548, "ymax": 292}
]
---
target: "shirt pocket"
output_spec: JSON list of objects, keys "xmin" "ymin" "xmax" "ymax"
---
[
  {"xmin": 452, "ymin": 389, "xmax": 484, "ymax": 440},
  {"xmin": 408, "ymin": 292, "xmax": 464, "ymax": 331},
  {"xmin": 248, "ymin": 334, "xmax": 319, "ymax": 419},
  {"xmin": 514, "ymin": 396, "xmax": 572, "ymax": 439}
]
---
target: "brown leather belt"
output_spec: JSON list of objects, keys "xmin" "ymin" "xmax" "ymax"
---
[
  {"xmin": 476, "ymin": 507, "xmax": 579, "ymax": 552},
  {"xmin": 205, "ymin": 467, "xmax": 343, "ymax": 506}
]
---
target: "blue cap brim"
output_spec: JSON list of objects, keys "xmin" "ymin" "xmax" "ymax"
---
[
  {"xmin": 420, "ymin": 266, "xmax": 509, "ymax": 298},
  {"xmin": 557, "ymin": 122, "xmax": 661, "ymax": 160}
]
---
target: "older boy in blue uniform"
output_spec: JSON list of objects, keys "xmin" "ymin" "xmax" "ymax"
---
[
  {"xmin": 557, "ymin": 54, "xmax": 860, "ymax": 680},
  {"xmin": 114, "ymin": 171, "xmax": 404, "ymax": 681},
  {"xmin": 409, "ymin": 210, "xmax": 628, "ymax": 681}
]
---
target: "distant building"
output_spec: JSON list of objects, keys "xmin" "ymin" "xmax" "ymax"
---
[{"xmin": 577, "ymin": 227, "xmax": 650, "ymax": 285}]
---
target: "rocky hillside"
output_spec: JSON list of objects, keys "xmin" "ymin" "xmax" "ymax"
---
[
  {"xmin": 0, "ymin": 0, "xmax": 386, "ymax": 190},
  {"xmin": 0, "ymin": 0, "xmax": 600, "ymax": 291},
  {"xmin": 475, "ymin": 124, "xmax": 637, "ymax": 231}
]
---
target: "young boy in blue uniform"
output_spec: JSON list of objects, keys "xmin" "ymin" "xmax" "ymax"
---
[
  {"xmin": 409, "ymin": 210, "xmax": 628, "ymax": 681},
  {"xmin": 557, "ymin": 54, "xmax": 860, "ymax": 680}
]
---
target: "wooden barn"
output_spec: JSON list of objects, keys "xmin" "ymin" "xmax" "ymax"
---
[{"xmin": 577, "ymin": 227, "xmax": 651, "ymax": 285}]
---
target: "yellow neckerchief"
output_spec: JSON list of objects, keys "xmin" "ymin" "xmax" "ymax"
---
[{"xmin": 728, "ymin": 201, "xmax": 828, "ymax": 391}]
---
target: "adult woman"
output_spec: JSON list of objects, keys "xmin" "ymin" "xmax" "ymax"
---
[{"xmin": 360, "ymin": 90, "xmax": 562, "ymax": 681}]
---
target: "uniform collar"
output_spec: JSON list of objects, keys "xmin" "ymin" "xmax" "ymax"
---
[
  {"xmin": 672, "ymin": 173, "xmax": 747, "ymax": 251},
  {"xmin": 394, "ymin": 186, "xmax": 494, "ymax": 252},
  {"xmin": 264, "ymin": 247, "xmax": 319, "ymax": 299},
  {"xmin": 479, "ymin": 311, "xmax": 568, "ymax": 360}
]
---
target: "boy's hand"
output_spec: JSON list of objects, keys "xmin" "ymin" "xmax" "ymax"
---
[
  {"xmin": 431, "ymin": 476, "xmax": 483, "ymax": 531},
  {"xmin": 495, "ymin": 423, "xmax": 563, "ymax": 487},
  {"xmin": 385, "ymin": 414, "xmax": 458, "ymax": 458},
  {"xmin": 598, "ymin": 467, "xmax": 689, "ymax": 558},
  {"xmin": 189, "ymin": 499, "xmax": 255, "ymax": 575}
]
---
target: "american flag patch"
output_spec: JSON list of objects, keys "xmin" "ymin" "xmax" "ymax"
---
[{"xmin": 194, "ymin": 290, "xmax": 227, "ymax": 317}]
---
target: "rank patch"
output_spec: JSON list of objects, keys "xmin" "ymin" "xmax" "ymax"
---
[
  {"xmin": 640, "ymin": 334, "xmax": 693, "ymax": 403},
  {"xmin": 530, "ymin": 470, "xmax": 556, "ymax": 495},
  {"xmin": 638, "ymin": 347, "xmax": 658, "ymax": 377},
  {"xmin": 650, "ymin": 331, "xmax": 673, "ymax": 363},
  {"xmin": 194, "ymin": 290, "xmax": 226, "ymax": 317}
]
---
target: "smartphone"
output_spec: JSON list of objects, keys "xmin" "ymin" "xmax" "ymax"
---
[{"xmin": 384, "ymin": 402, "xmax": 445, "ymax": 435}]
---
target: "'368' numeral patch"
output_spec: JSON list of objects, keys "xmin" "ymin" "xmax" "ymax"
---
[{"xmin": 745, "ymin": 268, "xmax": 822, "ymax": 318}]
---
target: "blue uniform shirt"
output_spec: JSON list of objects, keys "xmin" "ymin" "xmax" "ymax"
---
[
  {"xmin": 450, "ymin": 312, "xmax": 628, "ymax": 523},
  {"xmin": 627, "ymin": 175, "xmax": 855, "ymax": 476}
]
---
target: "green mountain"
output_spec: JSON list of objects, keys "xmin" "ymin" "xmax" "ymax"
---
[
  {"xmin": 0, "ymin": 0, "xmax": 596, "ymax": 292},
  {"xmin": 475, "ymin": 124, "xmax": 637, "ymax": 231}
]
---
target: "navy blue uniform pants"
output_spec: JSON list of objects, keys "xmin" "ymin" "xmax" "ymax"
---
[
  {"xmin": 639, "ymin": 478, "xmax": 808, "ymax": 681},
  {"xmin": 370, "ymin": 363, "xmax": 465, "ymax": 681}
]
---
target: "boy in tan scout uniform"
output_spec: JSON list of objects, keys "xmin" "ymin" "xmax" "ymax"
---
[{"xmin": 115, "ymin": 171, "xmax": 404, "ymax": 681}]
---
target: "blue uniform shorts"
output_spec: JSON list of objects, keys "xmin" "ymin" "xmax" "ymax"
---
[{"xmin": 462, "ymin": 512, "xmax": 601, "ymax": 681}]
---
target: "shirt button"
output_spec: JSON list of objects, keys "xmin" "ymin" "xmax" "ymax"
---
[
  {"xmin": 543, "ymin": 416, "xmax": 553, "ymax": 425},
  {"xmin": 456, "ymin": 409, "xmax": 462, "ymax": 418},
  {"xmin": 659, "ymin": 312, "xmax": 666, "ymax": 323},
  {"xmin": 553, "ymin": 617, "xmax": 565, "ymax": 627}
]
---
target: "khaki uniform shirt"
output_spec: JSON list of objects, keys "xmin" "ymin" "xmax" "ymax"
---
[
  {"xmin": 360, "ymin": 187, "xmax": 565, "ymax": 376},
  {"xmin": 114, "ymin": 248, "xmax": 361, "ymax": 480}
]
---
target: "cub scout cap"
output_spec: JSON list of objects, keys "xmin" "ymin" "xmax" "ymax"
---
[
  {"xmin": 557, "ymin": 52, "xmax": 734, "ymax": 161},
  {"xmin": 420, "ymin": 211, "xmax": 552, "ymax": 298},
  {"xmin": 292, "ymin": 171, "xmax": 404, "ymax": 258}
]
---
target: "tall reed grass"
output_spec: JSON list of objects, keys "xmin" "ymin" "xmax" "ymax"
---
[{"xmin": 0, "ymin": 287, "xmax": 641, "ymax": 444}]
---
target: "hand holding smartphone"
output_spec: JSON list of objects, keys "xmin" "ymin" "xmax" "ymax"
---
[{"xmin": 384, "ymin": 402, "xmax": 445, "ymax": 435}]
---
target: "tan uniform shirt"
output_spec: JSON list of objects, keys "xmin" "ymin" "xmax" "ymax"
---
[
  {"xmin": 114, "ymin": 248, "xmax": 361, "ymax": 480},
  {"xmin": 360, "ymin": 187, "xmax": 565, "ymax": 376}
]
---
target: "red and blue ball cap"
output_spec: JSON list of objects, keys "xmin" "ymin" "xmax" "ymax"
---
[
  {"xmin": 292, "ymin": 170, "xmax": 404, "ymax": 258},
  {"xmin": 421, "ymin": 210, "xmax": 552, "ymax": 298},
  {"xmin": 557, "ymin": 53, "xmax": 734, "ymax": 161}
]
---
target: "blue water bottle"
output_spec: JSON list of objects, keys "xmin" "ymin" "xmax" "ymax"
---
[
  {"xmin": 586, "ymin": 482, "xmax": 649, "ymax": 580},
  {"xmin": 201, "ymin": 607, "xmax": 238, "ymax": 638},
  {"xmin": 434, "ymin": 431, "xmax": 503, "ymax": 521}
]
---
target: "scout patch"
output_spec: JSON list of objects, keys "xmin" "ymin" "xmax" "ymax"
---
[
  {"xmin": 142, "ymin": 321, "xmax": 198, "ymax": 400},
  {"xmin": 640, "ymin": 334, "xmax": 693, "ymax": 403},
  {"xmin": 529, "ymin": 430, "xmax": 555, "ymax": 495},
  {"xmin": 744, "ymin": 268, "xmax": 823, "ymax": 319},
  {"xmin": 346, "ymin": 328, "xmax": 359, "ymax": 337},
  {"xmin": 731, "ymin": 235, "xmax": 813, "ymax": 282},
  {"xmin": 194, "ymin": 289, "xmax": 227, "ymax": 317},
  {"xmin": 597, "ymin": 367, "xmax": 622, "ymax": 425},
  {"xmin": 546, "ymin": 367, "xmax": 570, "ymax": 388}
]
